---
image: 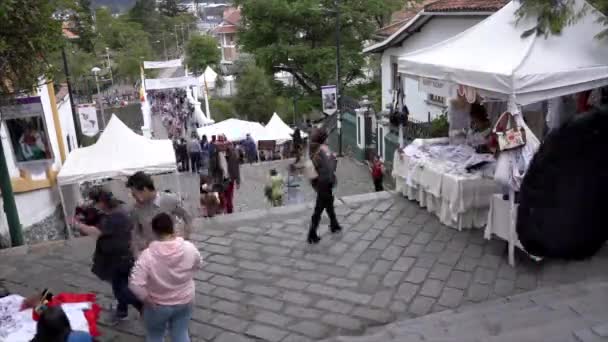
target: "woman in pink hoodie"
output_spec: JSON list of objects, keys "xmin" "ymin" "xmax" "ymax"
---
[{"xmin": 129, "ymin": 212, "xmax": 201, "ymax": 342}]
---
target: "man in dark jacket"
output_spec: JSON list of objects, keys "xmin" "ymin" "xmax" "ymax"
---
[
  {"xmin": 308, "ymin": 128, "xmax": 342, "ymax": 244},
  {"xmin": 72, "ymin": 188, "xmax": 142, "ymax": 323},
  {"xmin": 224, "ymin": 142, "xmax": 241, "ymax": 214}
]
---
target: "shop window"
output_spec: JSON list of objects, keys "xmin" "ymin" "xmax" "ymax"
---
[{"xmin": 428, "ymin": 94, "xmax": 445, "ymax": 105}]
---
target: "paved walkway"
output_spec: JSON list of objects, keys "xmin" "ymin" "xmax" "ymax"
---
[{"xmin": 2, "ymin": 193, "xmax": 606, "ymax": 341}]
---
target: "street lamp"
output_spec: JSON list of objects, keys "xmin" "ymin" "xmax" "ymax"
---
[
  {"xmin": 91, "ymin": 67, "xmax": 106, "ymax": 130},
  {"xmin": 154, "ymin": 39, "xmax": 168, "ymax": 61}
]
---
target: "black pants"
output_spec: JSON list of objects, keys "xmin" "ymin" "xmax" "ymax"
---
[
  {"xmin": 310, "ymin": 190, "xmax": 339, "ymax": 234},
  {"xmin": 374, "ymin": 177, "xmax": 384, "ymax": 192},
  {"xmin": 111, "ymin": 270, "xmax": 142, "ymax": 316},
  {"xmin": 190, "ymin": 153, "xmax": 200, "ymax": 173}
]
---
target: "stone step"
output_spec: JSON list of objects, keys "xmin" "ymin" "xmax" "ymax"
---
[{"xmin": 323, "ymin": 281, "xmax": 608, "ymax": 342}]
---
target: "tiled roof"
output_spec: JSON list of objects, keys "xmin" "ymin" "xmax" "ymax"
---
[
  {"xmin": 424, "ymin": 0, "xmax": 508, "ymax": 12},
  {"xmin": 374, "ymin": 1, "xmax": 433, "ymax": 38},
  {"xmin": 213, "ymin": 24, "xmax": 237, "ymax": 35},
  {"xmin": 223, "ymin": 7, "xmax": 241, "ymax": 26}
]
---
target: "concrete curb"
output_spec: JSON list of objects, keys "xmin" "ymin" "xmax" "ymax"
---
[
  {"xmin": 199, "ymin": 191, "xmax": 395, "ymax": 225},
  {"xmin": 0, "ymin": 191, "xmax": 397, "ymax": 254}
]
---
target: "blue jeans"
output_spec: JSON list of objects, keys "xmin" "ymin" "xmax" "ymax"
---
[{"xmin": 143, "ymin": 302, "xmax": 193, "ymax": 342}]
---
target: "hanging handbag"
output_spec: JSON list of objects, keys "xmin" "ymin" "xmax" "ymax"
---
[{"xmin": 493, "ymin": 111, "xmax": 527, "ymax": 151}]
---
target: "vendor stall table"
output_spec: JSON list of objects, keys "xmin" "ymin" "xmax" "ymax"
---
[{"xmin": 392, "ymin": 138, "xmax": 499, "ymax": 230}]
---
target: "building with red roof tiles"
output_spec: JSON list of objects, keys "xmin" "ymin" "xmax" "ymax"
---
[
  {"xmin": 212, "ymin": 7, "xmax": 241, "ymax": 64},
  {"xmin": 363, "ymin": 0, "xmax": 507, "ymax": 122}
]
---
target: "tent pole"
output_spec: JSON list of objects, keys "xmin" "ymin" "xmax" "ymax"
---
[
  {"xmin": 58, "ymin": 184, "xmax": 73, "ymax": 239},
  {"xmin": 175, "ymin": 171, "xmax": 183, "ymax": 203}
]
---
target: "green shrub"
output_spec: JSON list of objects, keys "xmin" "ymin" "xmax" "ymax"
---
[{"xmin": 430, "ymin": 113, "xmax": 449, "ymax": 138}]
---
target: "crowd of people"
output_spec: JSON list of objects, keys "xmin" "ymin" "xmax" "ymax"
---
[
  {"xmin": 149, "ymin": 90, "xmax": 194, "ymax": 139},
  {"xmin": 20, "ymin": 127, "xmax": 341, "ymax": 342}
]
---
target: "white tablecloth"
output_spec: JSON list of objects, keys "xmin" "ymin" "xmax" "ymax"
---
[
  {"xmin": 392, "ymin": 140, "xmax": 499, "ymax": 230},
  {"xmin": 0, "ymin": 295, "xmax": 90, "ymax": 342}
]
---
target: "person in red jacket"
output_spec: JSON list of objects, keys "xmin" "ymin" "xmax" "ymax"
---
[{"xmin": 369, "ymin": 156, "xmax": 384, "ymax": 192}]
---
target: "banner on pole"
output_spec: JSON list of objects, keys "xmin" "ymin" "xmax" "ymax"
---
[
  {"xmin": 145, "ymin": 77, "xmax": 199, "ymax": 90},
  {"xmin": 321, "ymin": 85, "xmax": 337, "ymax": 115},
  {"xmin": 143, "ymin": 59, "xmax": 183, "ymax": 70},
  {"xmin": 0, "ymin": 97, "xmax": 54, "ymax": 165},
  {"xmin": 76, "ymin": 104, "xmax": 100, "ymax": 137}
]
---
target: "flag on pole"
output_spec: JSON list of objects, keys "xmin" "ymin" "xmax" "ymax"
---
[{"xmin": 140, "ymin": 65, "xmax": 147, "ymax": 102}]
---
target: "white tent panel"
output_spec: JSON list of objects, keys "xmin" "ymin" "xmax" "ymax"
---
[
  {"xmin": 196, "ymin": 118, "xmax": 267, "ymax": 142},
  {"xmin": 58, "ymin": 115, "xmax": 176, "ymax": 185},
  {"xmin": 143, "ymin": 59, "xmax": 183, "ymax": 69},
  {"xmin": 199, "ymin": 66, "xmax": 218, "ymax": 89},
  {"xmin": 398, "ymin": 0, "xmax": 608, "ymax": 105}
]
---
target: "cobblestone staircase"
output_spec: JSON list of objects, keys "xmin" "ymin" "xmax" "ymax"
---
[{"xmin": 322, "ymin": 280, "xmax": 608, "ymax": 342}]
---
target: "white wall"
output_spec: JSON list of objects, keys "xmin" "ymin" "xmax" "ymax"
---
[
  {"xmin": 57, "ymin": 94, "xmax": 78, "ymax": 153},
  {"xmin": 380, "ymin": 16, "xmax": 486, "ymax": 122},
  {"xmin": 0, "ymin": 80, "xmax": 75, "ymax": 228}
]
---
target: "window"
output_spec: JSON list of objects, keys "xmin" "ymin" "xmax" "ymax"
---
[
  {"xmin": 391, "ymin": 62, "xmax": 399, "ymax": 90},
  {"xmin": 428, "ymin": 94, "xmax": 446, "ymax": 105},
  {"xmin": 378, "ymin": 126, "xmax": 384, "ymax": 158},
  {"xmin": 357, "ymin": 116, "xmax": 361, "ymax": 145}
]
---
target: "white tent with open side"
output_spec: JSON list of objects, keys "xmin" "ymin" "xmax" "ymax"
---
[
  {"xmin": 262, "ymin": 112, "xmax": 308, "ymax": 143},
  {"xmin": 196, "ymin": 118, "xmax": 267, "ymax": 142},
  {"xmin": 57, "ymin": 115, "xmax": 178, "ymax": 238},
  {"xmin": 397, "ymin": 0, "xmax": 608, "ymax": 106},
  {"xmin": 58, "ymin": 115, "xmax": 176, "ymax": 185}
]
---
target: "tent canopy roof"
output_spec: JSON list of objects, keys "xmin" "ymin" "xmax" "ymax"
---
[
  {"xmin": 263, "ymin": 113, "xmax": 308, "ymax": 142},
  {"xmin": 58, "ymin": 115, "xmax": 176, "ymax": 185},
  {"xmin": 196, "ymin": 118, "xmax": 266, "ymax": 142},
  {"xmin": 398, "ymin": 0, "xmax": 608, "ymax": 105}
]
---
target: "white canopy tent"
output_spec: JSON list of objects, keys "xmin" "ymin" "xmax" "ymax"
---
[
  {"xmin": 398, "ymin": 0, "xmax": 608, "ymax": 106},
  {"xmin": 198, "ymin": 66, "xmax": 218, "ymax": 89},
  {"xmin": 58, "ymin": 115, "xmax": 176, "ymax": 185},
  {"xmin": 57, "ymin": 116, "xmax": 178, "ymax": 237},
  {"xmin": 196, "ymin": 118, "xmax": 267, "ymax": 142},
  {"xmin": 262, "ymin": 113, "xmax": 308, "ymax": 143}
]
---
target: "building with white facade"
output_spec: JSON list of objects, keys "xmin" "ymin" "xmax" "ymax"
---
[
  {"xmin": 0, "ymin": 82, "xmax": 77, "ymax": 247},
  {"xmin": 364, "ymin": 0, "xmax": 507, "ymax": 122}
]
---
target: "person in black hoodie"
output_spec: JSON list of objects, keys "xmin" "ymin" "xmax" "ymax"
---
[
  {"xmin": 71, "ymin": 187, "xmax": 142, "ymax": 323},
  {"xmin": 307, "ymin": 128, "xmax": 342, "ymax": 244}
]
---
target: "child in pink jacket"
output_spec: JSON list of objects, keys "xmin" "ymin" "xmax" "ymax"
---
[{"xmin": 129, "ymin": 212, "xmax": 201, "ymax": 342}]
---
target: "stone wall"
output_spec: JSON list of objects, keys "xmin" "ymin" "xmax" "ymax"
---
[{"xmin": 23, "ymin": 205, "xmax": 66, "ymax": 245}]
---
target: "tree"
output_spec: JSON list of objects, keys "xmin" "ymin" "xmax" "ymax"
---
[
  {"xmin": 129, "ymin": 0, "xmax": 160, "ymax": 34},
  {"xmin": 185, "ymin": 34, "xmax": 221, "ymax": 75},
  {"xmin": 159, "ymin": 0, "xmax": 184, "ymax": 17},
  {"xmin": 516, "ymin": 0, "xmax": 608, "ymax": 38},
  {"xmin": 234, "ymin": 0, "xmax": 402, "ymax": 96},
  {"xmin": 234, "ymin": 63, "xmax": 275, "ymax": 122},
  {"xmin": 0, "ymin": 0, "xmax": 63, "ymax": 94}
]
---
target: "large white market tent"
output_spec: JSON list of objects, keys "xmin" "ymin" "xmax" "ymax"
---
[
  {"xmin": 263, "ymin": 113, "xmax": 308, "ymax": 142},
  {"xmin": 397, "ymin": 0, "xmax": 608, "ymax": 106},
  {"xmin": 58, "ymin": 115, "xmax": 176, "ymax": 185},
  {"xmin": 196, "ymin": 118, "xmax": 267, "ymax": 142}
]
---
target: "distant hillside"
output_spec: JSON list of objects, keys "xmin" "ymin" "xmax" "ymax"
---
[{"xmin": 92, "ymin": 0, "xmax": 136, "ymax": 13}]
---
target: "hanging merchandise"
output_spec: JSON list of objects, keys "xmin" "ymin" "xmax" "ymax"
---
[
  {"xmin": 457, "ymin": 85, "xmax": 477, "ymax": 104},
  {"xmin": 492, "ymin": 112, "xmax": 526, "ymax": 151},
  {"xmin": 76, "ymin": 104, "xmax": 100, "ymax": 137},
  {"xmin": 389, "ymin": 75, "xmax": 409, "ymax": 126}
]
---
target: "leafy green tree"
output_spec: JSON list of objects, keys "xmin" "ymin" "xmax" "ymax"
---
[
  {"xmin": 159, "ymin": 0, "xmax": 184, "ymax": 17},
  {"xmin": 234, "ymin": 63, "xmax": 276, "ymax": 122},
  {"xmin": 129, "ymin": 0, "xmax": 160, "ymax": 34},
  {"xmin": 185, "ymin": 34, "xmax": 221, "ymax": 75},
  {"xmin": 0, "ymin": 0, "xmax": 63, "ymax": 93},
  {"xmin": 516, "ymin": 0, "xmax": 608, "ymax": 38},
  {"xmin": 234, "ymin": 0, "xmax": 402, "ymax": 95}
]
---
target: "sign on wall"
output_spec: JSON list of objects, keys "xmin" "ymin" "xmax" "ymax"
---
[
  {"xmin": 321, "ymin": 85, "xmax": 338, "ymax": 115},
  {"xmin": 76, "ymin": 104, "xmax": 100, "ymax": 137},
  {"xmin": 418, "ymin": 77, "xmax": 453, "ymax": 98},
  {"xmin": 0, "ymin": 97, "xmax": 54, "ymax": 165}
]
